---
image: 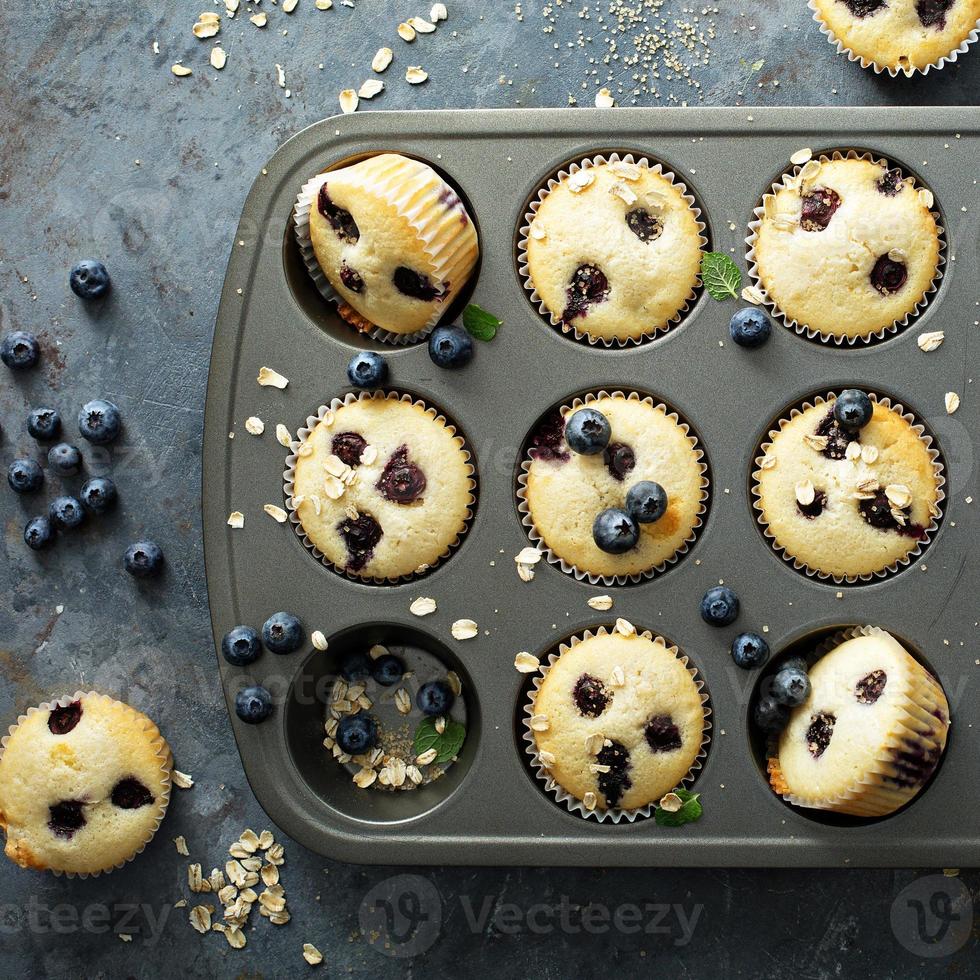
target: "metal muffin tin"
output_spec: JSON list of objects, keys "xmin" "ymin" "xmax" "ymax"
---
[{"xmin": 204, "ymin": 108, "xmax": 979, "ymax": 867}]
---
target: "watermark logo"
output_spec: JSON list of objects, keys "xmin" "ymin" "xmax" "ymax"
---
[
  {"xmin": 890, "ymin": 874, "xmax": 973, "ymax": 958},
  {"xmin": 358, "ymin": 874, "xmax": 442, "ymax": 958}
]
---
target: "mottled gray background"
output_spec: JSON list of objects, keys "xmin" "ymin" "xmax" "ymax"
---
[{"xmin": 0, "ymin": 1, "xmax": 977, "ymax": 977}]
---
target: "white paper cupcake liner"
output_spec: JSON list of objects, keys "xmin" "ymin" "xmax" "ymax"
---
[
  {"xmin": 751, "ymin": 391, "xmax": 945, "ymax": 585},
  {"xmin": 809, "ymin": 0, "xmax": 980, "ymax": 77},
  {"xmin": 517, "ymin": 152, "xmax": 708, "ymax": 348},
  {"xmin": 521, "ymin": 625, "xmax": 711, "ymax": 823},
  {"xmin": 517, "ymin": 389, "xmax": 709, "ymax": 586},
  {"xmin": 283, "ymin": 390, "xmax": 477, "ymax": 584},
  {"xmin": 0, "ymin": 691, "xmax": 172, "ymax": 878},
  {"xmin": 768, "ymin": 625, "xmax": 950, "ymax": 817},
  {"xmin": 745, "ymin": 150, "xmax": 946, "ymax": 345},
  {"xmin": 293, "ymin": 163, "xmax": 475, "ymax": 346}
]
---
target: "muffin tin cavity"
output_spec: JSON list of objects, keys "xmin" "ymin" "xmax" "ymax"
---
[
  {"xmin": 284, "ymin": 623, "xmax": 478, "ymax": 824},
  {"xmin": 283, "ymin": 150, "xmax": 483, "ymax": 349},
  {"xmin": 515, "ymin": 150, "xmax": 713, "ymax": 348},
  {"xmin": 746, "ymin": 625, "xmax": 950, "ymax": 828}
]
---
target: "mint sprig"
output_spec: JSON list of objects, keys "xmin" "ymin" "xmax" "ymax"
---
[
  {"xmin": 412, "ymin": 716, "xmax": 466, "ymax": 764},
  {"xmin": 654, "ymin": 788, "xmax": 703, "ymax": 827},
  {"xmin": 700, "ymin": 252, "xmax": 742, "ymax": 301},
  {"xmin": 462, "ymin": 303, "xmax": 502, "ymax": 342}
]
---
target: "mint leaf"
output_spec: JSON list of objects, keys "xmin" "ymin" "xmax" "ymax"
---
[
  {"xmin": 413, "ymin": 716, "xmax": 466, "ymax": 764},
  {"xmin": 654, "ymin": 788, "xmax": 703, "ymax": 827},
  {"xmin": 462, "ymin": 303, "xmax": 502, "ymax": 342},
  {"xmin": 700, "ymin": 252, "xmax": 742, "ymax": 301}
]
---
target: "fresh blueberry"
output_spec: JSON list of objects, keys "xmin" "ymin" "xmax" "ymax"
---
[
  {"xmin": 78, "ymin": 399, "xmax": 121, "ymax": 445},
  {"xmin": 731, "ymin": 632, "xmax": 770, "ymax": 669},
  {"xmin": 235, "ymin": 685, "xmax": 273, "ymax": 724},
  {"xmin": 222, "ymin": 625, "xmax": 262, "ymax": 666},
  {"xmin": 833, "ymin": 389, "xmax": 873, "ymax": 430},
  {"xmin": 565, "ymin": 408, "xmax": 611, "ymax": 456},
  {"xmin": 69, "ymin": 260, "xmax": 111, "ymax": 300},
  {"xmin": 7, "ymin": 458, "xmax": 43, "ymax": 494},
  {"xmin": 592, "ymin": 508, "xmax": 639, "ymax": 554},
  {"xmin": 262, "ymin": 611, "xmax": 304, "ymax": 654},
  {"xmin": 780, "ymin": 655, "xmax": 808, "ymax": 675},
  {"xmin": 416, "ymin": 680, "xmax": 455, "ymax": 717},
  {"xmin": 1, "ymin": 331, "xmax": 40, "ymax": 370},
  {"xmin": 427, "ymin": 324, "xmax": 473, "ymax": 368},
  {"xmin": 48, "ymin": 442, "xmax": 82, "ymax": 475},
  {"xmin": 24, "ymin": 516, "xmax": 54, "ymax": 551},
  {"xmin": 28, "ymin": 408, "xmax": 61, "ymax": 441},
  {"xmin": 754, "ymin": 694, "xmax": 790, "ymax": 734},
  {"xmin": 336, "ymin": 714, "xmax": 379, "ymax": 754},
  {"xmin": 124, "ymin": 540, "xmax": 164, "ymax": 578},
  {"xmin": 346, "ymin": 351, "xmax": 388, "ymax": 389},
  {"xmin": 79, "ymin": 477, "xmax": 117, "ymax": 514},
  {"xmin": 700, "ymin": 586, "xmax": 739, "ymax": 626},
  {"xmin": 771, "ymin": 666, "xmax": 811, "ymax": 707},
  {"xmin": 49, "ymin": 495, "xmax": 85, "ymax": 531},
  {"xmin": 625, "ymin": 480, "xmax": 668, "ymax": 524},
  {"xmin": 729, "ymin": 308, "xmax": 772, "ymax": 348},
  {"xmin": 372, "ymin": 654, "xmax": 405, "ymax": 687},
  {"xmin": 339, "ymin": 651, "xmax": 372, "ymax": 682}
]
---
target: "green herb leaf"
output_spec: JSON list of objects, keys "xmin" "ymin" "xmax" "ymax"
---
[
  {"xmin": 412, "ymin": 716, "xmax": 466, "ymax": 764},
  {"xmin": 654, "ymin": 788, "xmax": 703, "ymax": 828},
  {"xmin": 700, "ymin": 252, "xmax": 742, "ymax": 301},
  {"xmin": 462, "ymin": 303, "xmax": 502, "ymax": 342}
]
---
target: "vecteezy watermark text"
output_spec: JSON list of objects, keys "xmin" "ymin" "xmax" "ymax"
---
[{"xmin": 0, "ymin": 897, "xmax": 172, "ymax": 946}]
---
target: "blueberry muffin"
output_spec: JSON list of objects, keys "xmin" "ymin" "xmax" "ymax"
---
[
  {"xmin": 768, "ymin": 630, "xmax": 949, "ymax": 817},
  {"xmin": 523, "ymin": 158, "xmax": 703, "ymax": 343},
  {"xmin": 753, "ymin": 157, "xmax": 940, "ymax": 340},
  {"xmin": 522, "ymin": 394, "xmax": 706, "ymax": 579},
  {"xmin": 307, "ymin": 154, "xmax": 479, "ymax": 337},
  {"xmin": 289, "ymin": 393, "xmax": 474, "ymax": 580},
  {"xmin": 754, "ymin": 391, "xmax": 941, "ymax": 579},
  {"xmin": 0, "ymin": 693, "xmax": 172, "ymax": 874},
  {"xmin": 813, "ymin": 0, "xmax": 980, "ymax": 73},
  {"xmin": 530, "ymin": 629, "xmax": 706, "ymax": 813}
]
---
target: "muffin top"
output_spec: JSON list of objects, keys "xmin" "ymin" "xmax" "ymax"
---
[
  {"xmin": 308, "ymin": 153, "xmax": 479, "ymax": 336},
  {"xmin": 754, "ymin": 157, "xmax": 940, "ymax": 339},
  {"xmin": 813, "ymin": 0, "xmax": 980, "ymax": 72},
  {"xmin": 532, "ymin": 630, "xmax": 705, "ymax": 812},
  {"xmin": 524, "ymin": 159, "xmax": 703, "ymax": 343},
  {"xmin": 755, "ymin": 396, "xmax": 940, "ymax": 580},
  {"xmin": 0, "ymin": 693, "xmax": 171, "ymax": 874},
  {"xmin": 772, "ymin": 632, "xmax": 949, "ymax": 807},
  {"xmin": 524, "ymin": 395, "xmax": 705, "ymax": 578},
  {"xmin": 290, "ymin": 394, "xmax": 474, "ymax": 580}
]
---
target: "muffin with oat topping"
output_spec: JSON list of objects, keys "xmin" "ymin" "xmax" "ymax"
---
[
  {"xmin": 812, "ymin": 0, "xmax": 980, "ymax": 74},
  {"xmin": 768, "ymin": 629, "xmax": 949, "ymax": 817},
  {"xmin": 753, "ymin": 391, "xmax": 942, "ymax": 580},
  {"xmin": 530, "ymin": 629, "xmax": 706, "ymax": 813},
  {"xmin": 307, "ymin": 153, "xmax": 479, "ymax": 337},
  {"xmin": 523, "ymin": 157, "xmax": 703, "ymax": 343},
  {"xmin": 753, "ymin": 156, "xmax": 940, "ymax": 340},
  {"xmin": 289, "ymin": 392, "xmax": 474, "ymax": 580}
]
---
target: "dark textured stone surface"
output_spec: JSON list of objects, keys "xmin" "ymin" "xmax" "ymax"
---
[{"xmin": 0, "ymin": 2, "xmax": 976, "ymax": 977}]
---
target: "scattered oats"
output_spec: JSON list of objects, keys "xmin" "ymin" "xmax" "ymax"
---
[
  {"xmin": 394, "ymin": 688, "xmax": 412, "ymax": 715},
  {"xmin": 514, "ymin": 651, "xmax": 540, "ymax": 673},
  {"xmin": 759, "ymin": 453, "xmax": 777, "ymax": 470},
  {"xmin": 790, "ymin": 147, "xmax": 813, "ymax": 166},
  {"xmin": 614, "ymin": 618, "xmax": 636, "ymax": 637},
  {"xmin": 803, "ymin": 434, "xmax": 829, "ymax": 452},
  {"xmin": 283, "ymin": 0, "xmax": 299, "ymax": 11},
  {"xmin": 257, "ymin": 366, "xmax": 288, "ymax": 389},
  {"xmin": 587, "ymin": 594, "xmax": 613, "ymax": 611},
  {"xmin": 434, "ymin": 715, "xmax": 446, "ymax": 734},
  {"xmin": 244, "ymin": 416, "xmax": 264, "ymax": 436},
  {"xmin": 372, "ymin": 47, "xmax": 393, "ymax": 72},
  {"xmin": 172, "ymin": 769, "xmax": 194, "ymax": 789},
  {"xmin": 239, "ymin": 829, "xmax": 260, "ymax": 853},
  {"xmin": 322, "ymin": 475, "xmax": 345, "ymax": 500},
  {"xmin": 171, "ymin": 64, "xmax": 193, "ymax": 77},
  {"xmin": 193, "ymin": 18, "xmax": 221, "ymax": 41},
  {"xmin": 368, "ymin": 644, "xmax": 388, "ymax": 660},
  {"xmin": 583, "ymin": 791, "xmax": 598, "ymax": 811},
  {"xmin": 339, "ymin": 89, "xmax": 358, "ymax": 114},
  {"xmin": 275, "ymin": 423, "xmax": 292, "ymax": 447},
  {"xmin": 538, "ymin": 750, "xmax": 556, "ymax": 766},
  {"xmin": 409, "ymin": 16, "xmax": 436, "ymax": 33},
  {"xmin": 311, "ymin": 630, "xmax": 328, "ymax": 651},
  {"xmin": 405, "ymin": 66, "xmax": 428, "ymax": 84},
  {"xmin": 568, "ymin": 169, "xmax": 595, "ymax": 193},
  {"xmin": 227, "ymin": 511, "xmax": 244, "ymax": 528},
  {"xmin": 595, "ymin": 87, "xmax": 615, "ymax": 108},
  {"xmin": 175, "ymin": 836, "xmax": 189, "ymax": 856},
  {"xmin": 861, "ymin": 445, "xmax": 879, "ymax": 464},
  {"xmin": 225, "ymin": 926, "xmax": 247, "ymax": 949},
  {"xmin": 945, "ymin": 391, "xmax": 960, "ymax": 414},
  {"xmin": 795, "ymin": 480, "xmax": 816, "ymax": 506},
  {"xmin": 887, "ymin": 247, "xmax": 908, "ymax": 263},
  {"xmin": 609, "ymin": 665, "xmax": 626, "ymax": 687},
  {"xmin": 610, "ymin": 181, "xmax": 637, "ymax": 205},
  {"xmin": 845, "ymin": 440, "xmax": 863, "ymax": 462},
  {"xmin": 659, "ymin": 792, "xmax": 683, "ymax": 812},
  {"xmin": 359, "ymin": 79, "xmax": 384, "ymax": 99},
  {"xmin": 590, "ymin": 763, "xmax": 611, "ymax": 774},
  {"xmin": 261, "ymin": 864, "xmax": 280, "ymax": 887},
  {"xmin": 352, "ymin": 766, "xmax": 377, "ymax": 788},
  {"xmin": 315, "ymin": 0, "xmax": 333, "ymax": 8},
  {"xmin": 250, "ymin": 12, "xmax": 268, "ymax": 28},
  {"xmin": 517, "ymin": 562, "xmax": 535, "ymax": 582},
  {"xmin": 431, "ymin": 3, "xmax": 448, "ymax": 21},
  {"xmin": 918, "ymin": 188, "xmax": 935, "ymax": 209},
  {"xmin": 515, "ymin": 546, "xmax": 543, "ymax": 565},
  {"xmin": 416, "ymin": 748, "xmax": 438, "ymax": 766},
  {"xmin": 885, "ymin": 484, "xmax": 912, "ymax": 509},
  {"xmin": 446, "ymin": 671, "xmax": 461, "ymax": 696},
  {"xmin": 209, "ymin": 868, "xmax": 226, "ymax": 891},
  {"xmin": 210, "ymin": 47, "xmax": 227, "ymax": 70},
  {"xmin": 407, "ymin": 764, "xmax": 423, "ymax": 785},
  {"xmin": 529, "ymin": 714, "xmax": 550, "ymax": 732},
  {"xmin": 174, "ymin": 899, "xmax": 188, "ymax": 909},
  {"xmin": 188, "ymin": 864, "xmax": 207, "ymax": 893},
  {"xmin": 264, "ymin": 504, "xmax": 288, "ymax": 523},
  {"xmin": 585, "ymin": 732, "xmax": 605, "ymax": 755},
  {"xmin": 410, "ymin": 596, "xmax": 436, "ymax": 616},
  {"xmin": 798, "ymin": 159, "xmax": 821, "ymax": 184},
  {"xmin": 398, "ymin": 22, "xmax": 417, "ymax": 41},
  {"xmin": 740, "ymin": 285, "xmax": 764, "ymax": 305},
  {"xmin": 225, "ymin": 0, "xmax": 239, "ymax": 10},
  {"xmin": 265, "ymin": 842, "xmax": 285, "ymax": 865},
  {"xmin": 451, "ymin": 619, "xmax": 478, "ymax": 640},
  {"xmin": 303, "ymin": 944, "xmax": 324, "ymax": 966},
  {"xmin": 917, "ymin": 330, "xmax": 945, "ymax": 352},
  {"xmin": 190, "ymin": 905, "xmax": 212, "ymax": 934},
  {"xmin": 385, "ymin": 758, "xmax": 407, "ymax": 787},
  {"xmin": 529, "ymin": 224, "xmax": 547, "ymax": 240}
]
